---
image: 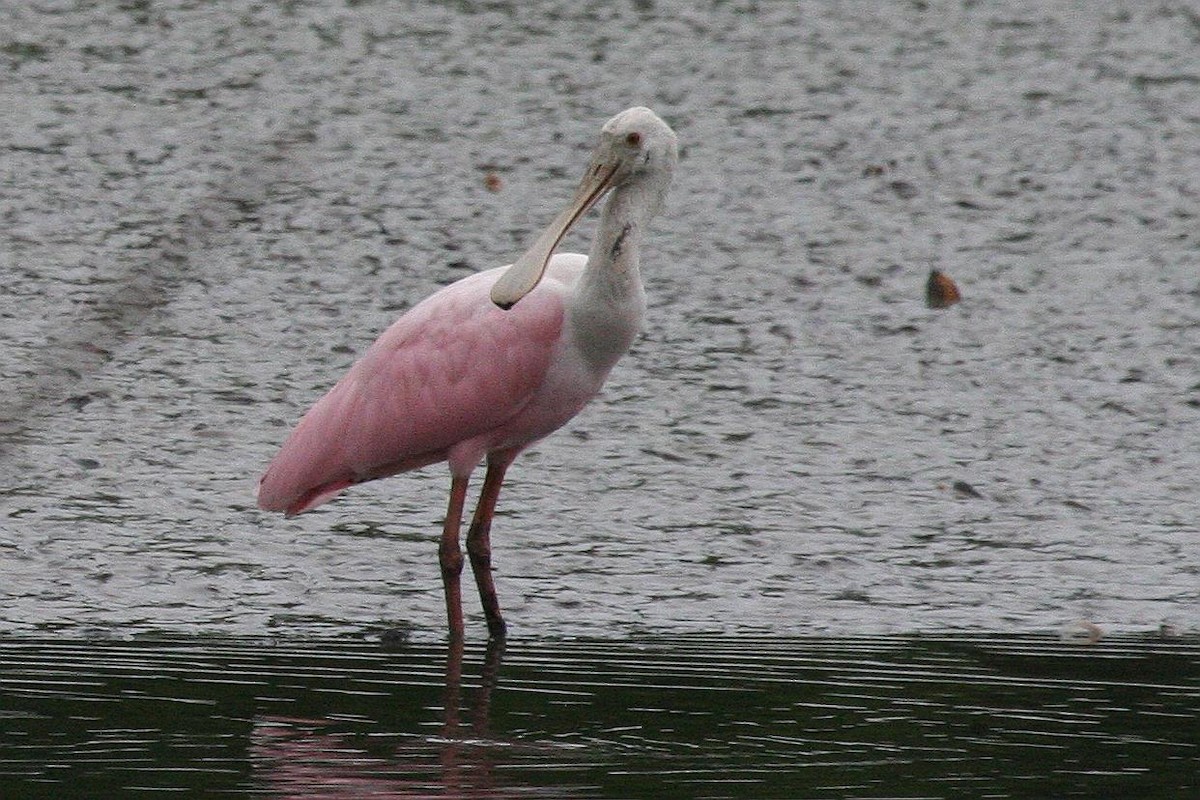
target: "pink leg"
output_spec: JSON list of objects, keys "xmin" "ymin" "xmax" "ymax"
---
[
  {"xmin": 440, "ymin": 475, "xmax": 469, "ymax": 642},
  {"xmin": 467, "ymin": 451, "xmax": 515, "ymax": 640}
]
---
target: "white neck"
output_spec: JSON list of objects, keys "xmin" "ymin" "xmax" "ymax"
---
[{"xmin": 568, "ymin": 182, "xmax": 657, "ymax": 371}]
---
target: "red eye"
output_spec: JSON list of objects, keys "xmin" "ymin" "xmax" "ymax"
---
[{"xmin": 625, "ymin": 131, "xmax": 642, "ymax": 147}]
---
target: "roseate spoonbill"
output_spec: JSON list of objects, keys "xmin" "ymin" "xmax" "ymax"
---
[{"xmin": 258, "ymin": 107, "xmax": 678, "ymax": 641}]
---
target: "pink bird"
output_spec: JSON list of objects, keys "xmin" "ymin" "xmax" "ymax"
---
[{"xmin": 258, "ymin": 107, "xmax": 678, "ymax": 641}]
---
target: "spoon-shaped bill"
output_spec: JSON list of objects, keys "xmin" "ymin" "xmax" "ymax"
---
[{"xmin": 490, "ymin": 161, "xmax": 620, "ymax": 309}]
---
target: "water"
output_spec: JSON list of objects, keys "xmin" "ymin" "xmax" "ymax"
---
[
  {"xmin": 0, "ymin": 0, "xmax": 1197, "ymax": 794},
  {"xmin": 2, "ymin": 633, "xmax": 1196, "ymax": 798}
]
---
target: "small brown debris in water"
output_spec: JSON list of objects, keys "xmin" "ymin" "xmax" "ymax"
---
[
  {"xmin": 925, "ymin": 268, "xmax": 961, "ymax": 308},
  {"xmin": 483, "ymin": 172, "xmax": 503, "ymax": 192}
]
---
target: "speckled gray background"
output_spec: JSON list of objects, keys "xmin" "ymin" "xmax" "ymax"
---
[{"xmin": 2, "ymin": 0, "xmax": 1196, "ymax": 638}]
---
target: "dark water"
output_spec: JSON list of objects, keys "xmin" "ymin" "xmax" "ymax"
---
[
  {"xmin": 1, "ymin": 0, "xmax": 1197, "ymax": 795},
  {"xmin": 2, "ymin": 634, "xmax": 1197, "ymax": 798}
]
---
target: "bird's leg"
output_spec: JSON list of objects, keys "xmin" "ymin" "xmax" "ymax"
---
[
  {"xmin": 440, "ymin": 475, "xmax": 469, "ymax": 643},
  {"xmin": 467, "ymin": 452, "xmax": 514, "ymax": 640}
]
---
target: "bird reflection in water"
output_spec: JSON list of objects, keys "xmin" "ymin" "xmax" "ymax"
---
[{"xmin": 248, "ymin": 641, "xmax": 549, "ymax": 798}]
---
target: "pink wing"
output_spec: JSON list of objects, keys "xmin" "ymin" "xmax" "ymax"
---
[{"xmin": 258, "ymin": 268, "xmax": 565, "ymax": 515}]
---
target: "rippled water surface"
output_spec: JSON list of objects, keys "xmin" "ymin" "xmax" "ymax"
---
[
  {"xmin": 1, "ymin": 0, "xmax": 1198, "ymax": 794},
  {"xmin": 2, "ymin": 633, "xmax": 1197, "ymax": 798},
  {"xmin": 3, "ymin": 0, "xmax": 1195, "ymax": 642}
]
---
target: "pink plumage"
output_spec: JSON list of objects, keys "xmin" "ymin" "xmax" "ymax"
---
[
  {"xmin": 259, "ymin": 265, "xmax": 577, "ymax": 516},
  {"xmin": 257, "ymin": 107, "xmax": 678, "ymax": 640}
]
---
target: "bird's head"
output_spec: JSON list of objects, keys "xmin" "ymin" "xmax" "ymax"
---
[
  {"xmin": 490, "ymin": 107, "xmax": 678, "ymax": 309},
  {"xmin": 590, "ymin": 106, "xmax": 678, "ymax": 213}
]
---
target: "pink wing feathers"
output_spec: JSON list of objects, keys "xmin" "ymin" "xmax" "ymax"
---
[{"xmin": 258, "ymin": 268, "xmax": 565, "ymax": 516}]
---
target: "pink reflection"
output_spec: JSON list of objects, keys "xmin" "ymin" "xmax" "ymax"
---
[{"xmin": 249, "ymin": 641, "xmax": 526, "ymax": 799}]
